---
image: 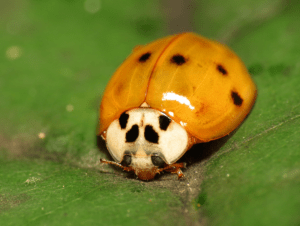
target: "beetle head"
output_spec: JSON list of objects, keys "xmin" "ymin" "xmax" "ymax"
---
[{"xmin": 100, "ymin": 107, "xmax": 192, "ymax": 180}]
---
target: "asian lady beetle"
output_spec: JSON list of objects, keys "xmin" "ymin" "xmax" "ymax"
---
[{"xmin": 99, "ymin": 32, "xmax": 257, "ymax": 181}]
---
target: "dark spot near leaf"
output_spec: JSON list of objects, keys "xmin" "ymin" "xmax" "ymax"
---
[
  {"xmin": 139, "ymin": 52, "xmax": 151, "ymax": 62},
  {"xmin": 231, "ymin": 91, "xmax": 243, "ymax": 106}
]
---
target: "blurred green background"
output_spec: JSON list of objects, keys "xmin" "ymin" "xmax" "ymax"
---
[{"xmin": 1, "ymin": 0, "xmax": 300, "ymax": 225}]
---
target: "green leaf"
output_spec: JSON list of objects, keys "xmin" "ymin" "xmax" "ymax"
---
[{"xmin": 0, "ymin": 159, "xmax": 184, "ymax": 225}]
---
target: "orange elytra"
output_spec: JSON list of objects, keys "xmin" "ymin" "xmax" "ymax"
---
[{"xmin": 99, "ymin": 32, "xmax": 257, "ymax": 180}]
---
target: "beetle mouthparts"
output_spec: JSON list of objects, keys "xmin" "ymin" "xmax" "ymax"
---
[{"xmin": 100, "ymin": 158, "xmax": 186, "ymax": 181}]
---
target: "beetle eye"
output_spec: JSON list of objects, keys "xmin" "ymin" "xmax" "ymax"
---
[
  {"xmin": 121, "ymin": 155, "xmax": 132, "ymax": 166},
  {"xmin": 151, "ymin": 154, "xmax": 165, "ymax": 168}
]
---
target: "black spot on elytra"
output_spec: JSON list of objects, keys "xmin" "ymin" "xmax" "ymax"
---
[
  {"xmin": 126, "ymin": 125, "xmax": 139, "ymax": 142},
  {"xmin": 231, "ymin": 91, "xmax": 243, "ymax": 106},
  {"xmin": 139, "ymin": 52, "xmax": 151, "ymax": 62},
  {"xmin": 171, "ymin": 54, "xmax": 186, "ymax": 65},
  {"xmin": 217, "ymin": 64, "xmax": 227, "ymax": 75},
  {"xmin": 159, "ymin": 115, "xmax": 171, "ymax": 131},
  {"xmin": 119, "ymin": 112, "xmax": 129, "ymax": 129},
  {"xmin": 145, "ymin": 125, "xmax": 158, "ymax": 143}
]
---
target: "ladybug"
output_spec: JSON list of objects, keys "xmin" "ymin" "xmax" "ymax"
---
[{"xmin": 99, "ymin": 32, "xmax": 257, "ymax": 181}]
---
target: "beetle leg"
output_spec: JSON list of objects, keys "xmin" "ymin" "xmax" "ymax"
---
[
  {"xmin": 160, "ymin": 162, "xmax": 186, "ymax": 179},
  {"xmin": 173, "ymin": 168, "xmax": 185, "ymax": 179},
  {"xmin": 100, "ymin": 159, "xmax": 134, "ymax": 172}
]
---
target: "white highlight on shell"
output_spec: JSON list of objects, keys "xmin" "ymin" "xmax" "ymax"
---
[
  {"xmin": 180, "ymin": 121, "xmax": 187, "ymax": 127},
  {"xmin": 168, "ymin": 111, "xmax": 174, "ymax": 117},
  {"xmin": 162, "ymin": 92, "xmax": 195, "ymax": 110}
]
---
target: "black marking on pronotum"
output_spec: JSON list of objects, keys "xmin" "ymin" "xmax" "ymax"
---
[
  {"xmin": 126, "ymin": 125, "xmax": 139, "ymax": 142},
  {"xmin": 217, "ymin": 64, "xmax": 227, "ymax": 75},
  {"xmin": 139, "ymin": 52, "xmax": 151, "ymax": 62},
  {"xmin": 119, "ymin": 112, "xmax": 129, "ymax": 129},
  {"xmin": 145, "ymin": 125, "xmax": 159, "ymax": 144},
  {"xmin": 159, "ymin": 115, "xmax": 171, "ymax": 131},
  {"xmin": 231, "ymin": 91, "xmax": 243, "ymax": 106},
  {"xmin": 171, "ymin": 54, "xmax": 187, "ymax": 65}
]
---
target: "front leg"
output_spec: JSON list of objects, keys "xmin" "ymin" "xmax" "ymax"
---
[{"xmin": 162, "ymin": 162, "xmax": 186, "ymax": 179}]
